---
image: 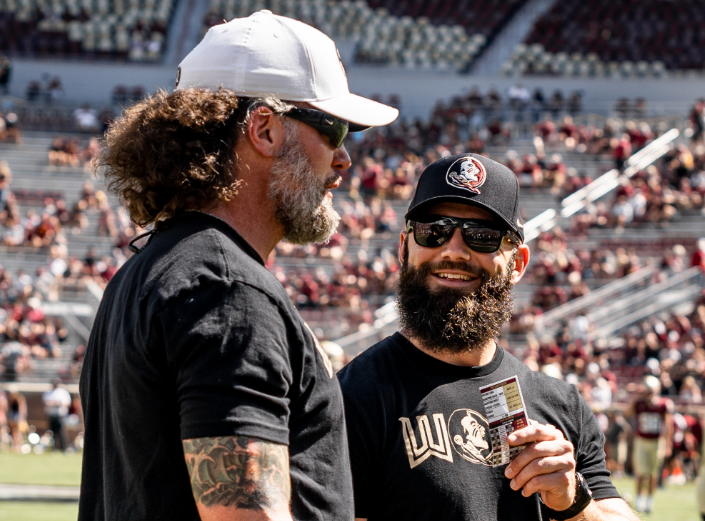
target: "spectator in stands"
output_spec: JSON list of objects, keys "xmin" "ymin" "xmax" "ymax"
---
[
  {"xmin": 3, "ymin": 113, "xmax": 21, "ymax": 144},
  {"xmin": 72, "ymin": 104, "xmax": 99, "ymax": 133},
  {"xmin": 689, "ymin": 100, "xmax": 705, "ymax": 144},
  {"xmin": 679, "ymin": 376, "xmax": 703, "ymax": 404},
  {"xmin": 4, "ymin": 384, "xmax": 26, "ymax": 452},
  {"xmin": 548, "ymin": 90, "xmax": 564, "ymax": 118},
  {"xmin": 0, "ymin": 57, "xmax": 10, "ymax": 95},
  {"xmin": 531, "ymin": 88, "xmax": 545, "ymax": 122},
  {"xmin": 693, "ymin": 240, "xmax": 705, "ymax": 287},
  {"xmin": 507, "ymin": 83, "xmax": 530, "ymax": 119},
  {"xmin": 48, "ymin": 137, "xmax": 80, "ymax": 167},
  {"xmin": 613, "ymin": 133, "xmax": 632, "ymax": 171},
  {"xmin": 42, "ymin": 378, "xmax": 72, "ymax": 452},
  {"xmin": 46, "ymin": 76, "xmax": 64, "ymax": 103},
  {"xmin": 98, "ymin": 108, "xmax": 115, "ymax": 134},
  {"xmin": 568, "ymin": 91, "xmax": 583, "ymax": 116}
]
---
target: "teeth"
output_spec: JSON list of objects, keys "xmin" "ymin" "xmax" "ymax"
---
[{"xmin": 437, "ymin": 273, "xmax": 471, "ymax": 281}]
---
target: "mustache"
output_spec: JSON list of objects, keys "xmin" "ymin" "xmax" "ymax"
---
[
  {"xmin": 320, "ymin": 173, "xmax": 341, "ymax": 193},
  {"xmin": 416, "ymin": 260, "xmax": 490, "ymax": 284}
]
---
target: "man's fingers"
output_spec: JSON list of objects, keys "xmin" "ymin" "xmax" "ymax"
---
[
  {"xmin": 507, "ymin": 422, "xmax": 565, "ymax": 446},
  {"xmin": 505, "ymin": 438, "xmax": 574, "ymax": 480},
  {"xmin": 508, "ymin": 454, "xmax": 576, "ymax": 494},
  {"xmin": 520, "ymin": 471, "xmax": 576, "ymax": 506}
]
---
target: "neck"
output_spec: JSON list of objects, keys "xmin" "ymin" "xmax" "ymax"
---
[
  {"xmin": 205, "ymin": 187, "xmax": 283, "ymax": 262},
  {"xmin": 402, "ymin": 331, "xmax": 498, "ymax": 367}
]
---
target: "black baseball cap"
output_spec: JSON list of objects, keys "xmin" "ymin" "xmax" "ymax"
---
[{"xmin": 405, "ymin": 153, "xmax": 524, "ymax": 243}]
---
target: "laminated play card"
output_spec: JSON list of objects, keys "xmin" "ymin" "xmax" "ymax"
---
[{"xmin": 479, "ymin": 375, "xmax": 529, "ymax": 467}]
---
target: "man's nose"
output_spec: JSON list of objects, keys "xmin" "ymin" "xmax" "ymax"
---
[
  {"xmin": 440, "ymin": 228, "xmax": 471, "ymax": 261},
  {"xmin": 333, "ymin": 143, "xmax": 352, "ymax": 170}
]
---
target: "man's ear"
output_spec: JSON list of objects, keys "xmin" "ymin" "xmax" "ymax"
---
[
  {"xmin": 399, "ymin": 231, "xmax": 408, "ymax": 266},
  {"xmin": 246, "ymin": 106, "xmax": 285, "ymax": 158},
  {"xmin": 510, "ymin": 244, "xmax": 530, "ymax": 285}
]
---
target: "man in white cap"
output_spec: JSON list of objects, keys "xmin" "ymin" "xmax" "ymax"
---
[
  {"xmin": 78, "ymin": 11, "xmax": 397, "ymax": 521},
  {"xmin": 626, "ymin": 375, "xmax": 674, "ymax": 513}
]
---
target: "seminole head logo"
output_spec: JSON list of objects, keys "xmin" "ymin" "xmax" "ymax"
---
[
  {"xmin": 448, "ymin": 409, "xmax": 492, "ymax": 466},
  {"xmin": 447, "ymin": 156, "xmax": 487, "ymax": 194}
]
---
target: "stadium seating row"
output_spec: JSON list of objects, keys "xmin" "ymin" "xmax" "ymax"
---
[
  {"xmin": 507, "ymin": 0, "xmax": 705, "ymax": 77},
  {"xmin": 0, "ymin": 0, "xmax": 174, "ymax": 61},
  {"xmin": 202, "ymin": 0, "xmax": 490, "ymax": 71}
]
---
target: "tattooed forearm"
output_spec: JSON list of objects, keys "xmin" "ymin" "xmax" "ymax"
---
[{"xmin": 182, "ymin": 436, "xmax": 291, "ymax": 510}]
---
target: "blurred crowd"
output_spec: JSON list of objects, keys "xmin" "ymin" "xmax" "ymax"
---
[{"xmin": 0, "ymin": 96, "xmax": 703, "ymax": 405}]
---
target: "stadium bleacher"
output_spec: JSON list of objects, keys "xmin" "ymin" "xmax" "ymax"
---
[
  {"xmin": 504, "ymin": 0, "xmax": 705, "ymax": 77},
  {"xmin": 2, "ymin": 86, "xmax": 705, "ymax": 391},
  {"xmin": 0, "ymin": 0, "xmax": 176, "ymax": 61},
  {"xmin": 201, "ymin": 0, "xmax": 510, "ymax": 71}
]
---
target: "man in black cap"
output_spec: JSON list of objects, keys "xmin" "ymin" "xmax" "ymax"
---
[{"xmin": 338, "ymin": 154, "xmax": 637, "ymax": 521}]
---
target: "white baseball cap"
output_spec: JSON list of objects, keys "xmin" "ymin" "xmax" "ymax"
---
[{"xmin": 176, "ymin": 10, "xmax": 399, "ymax": 129}]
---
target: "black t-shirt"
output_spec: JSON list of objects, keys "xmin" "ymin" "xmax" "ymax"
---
[
  {"xmin": 338, "ymin": 333, "xmax": 620, "ymax": 521},
  {"xmin": 79, "ymin": 212, "xmax": 353, "ymax": 521}
]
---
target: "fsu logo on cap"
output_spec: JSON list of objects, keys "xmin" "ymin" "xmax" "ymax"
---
[{"xmin": 446, "ymin": 156, "xmax": 486, "ymax": 195}]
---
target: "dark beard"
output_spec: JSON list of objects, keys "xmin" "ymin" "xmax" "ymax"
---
[{"xmin": 396, "ymin": 245, "xmax": 516, "ymax": 354}]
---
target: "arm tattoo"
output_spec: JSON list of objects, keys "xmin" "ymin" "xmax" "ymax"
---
[{"xmin": 182, "ymin": 436, "xmax": 291, "ymax": 510}]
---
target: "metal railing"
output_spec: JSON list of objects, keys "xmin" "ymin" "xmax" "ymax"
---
[
  {"xmin": 526, "ymin": 128, "xmax": 680, "ymax": 237},
  {"xmin": 335, "ymin": 300, "xmax": 398, "ymax": 352},
  {"xmin": 588, "ymin": 266, "xmax": 702, "ymax": 341},
  {"xmin": 560, "ymin": 129, "xmax": 680, "ymax": 219},
  {"xmin": 533, "ymin": 265, "xmax": 657, "ymax": 331}
]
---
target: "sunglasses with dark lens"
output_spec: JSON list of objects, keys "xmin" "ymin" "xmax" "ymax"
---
[
  {"xmin": 407, "ymin": 217, "xmax": 520, "ymax": 253},
  {"xmin": 282, "ymin": 107, "xmax": 349, "ymax": 148}
]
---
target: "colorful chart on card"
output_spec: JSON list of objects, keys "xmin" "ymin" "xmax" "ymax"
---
[{"xmin": 479, "ymin": 375, "xmax": 529, "ymax": 467}]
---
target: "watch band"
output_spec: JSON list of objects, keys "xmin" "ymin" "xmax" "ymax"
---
[{"xmin": 540, "ymin": 471, "xmax": 593, "ymax": 520}]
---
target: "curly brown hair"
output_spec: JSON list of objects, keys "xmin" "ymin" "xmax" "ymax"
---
[{"xmin": 98, "ymin": 88, "xmax": 256, "ymax": 227}]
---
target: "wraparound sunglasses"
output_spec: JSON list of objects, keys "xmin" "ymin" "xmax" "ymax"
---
[
  {"xmin": 283, "ymin": 107, "xmax": 349, "ymax": 148},
  {"xmin": 407, "ymin": 216, "xmax": 521, "ymax": 253}
]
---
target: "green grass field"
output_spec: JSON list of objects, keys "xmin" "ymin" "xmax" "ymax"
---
[
  {"xmin": 612, "ymin": 477, "xmax": 700, "ymax": 521},
  {"xmin": 0, "ymin": 452, "xmax": 701, "ymax": 520},
  {"xmin": 0, "ymin": 452, "xmax": 81, "ymax": 521},
  {"xmin": 0, "ymin": 452, "xmax": 81, "ymax": 486}
]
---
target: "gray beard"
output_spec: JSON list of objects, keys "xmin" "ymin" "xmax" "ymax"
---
[
  {"xmin": 396, "ymin": 244, "xmax": 516, "ymax": 354},
  {"xmin": 268, "ymin": 125, "xmax": 341, "ymax": 245}
]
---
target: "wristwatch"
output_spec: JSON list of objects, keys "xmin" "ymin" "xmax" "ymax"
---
[{"xmin": 540, "ymin": 471, "xmax": 593, "ymax": 520}]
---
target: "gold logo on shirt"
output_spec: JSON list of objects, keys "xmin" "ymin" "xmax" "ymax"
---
[
  {"xmin": 400, "ymin": 408, "xmax": 493, "ymax": 469},
  {"xmin": 399, "ymin": 414, "xmax": 453, "ymax": 468},
  {"xmin": 448, "ymin": 409, "xmax": 493, "ymax": 466}
]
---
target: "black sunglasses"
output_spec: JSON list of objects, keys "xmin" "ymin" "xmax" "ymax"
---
[
  {"xmin": 282, "ymin": 107, "xmax": 349, "ymax": 148},
  {"xmin": 407, "ymin": 216, "xmax": 520, "ymax": 253}
]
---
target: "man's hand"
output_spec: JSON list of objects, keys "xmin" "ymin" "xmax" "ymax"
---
[
  {"xmin": 183, "ymin": 436, "xmax": 292, "ymax": 521},
  {"xmin": 504, "ymin": 422, "xmax": 576, "ymax": 511}
]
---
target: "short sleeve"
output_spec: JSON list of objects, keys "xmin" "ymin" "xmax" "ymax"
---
[
  {"xmin": 155, "ymin": 280, "xmax": 294, "ymax": 444},
  {"xmin": 575, "ymin": 396, "xmax": 621, "ymax": 501}
]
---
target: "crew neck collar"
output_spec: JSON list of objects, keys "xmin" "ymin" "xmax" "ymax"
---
[
  {"xmin": 392, "ymin": 332, "xmax": 504, "ymax": 378},
  {"xmin": 180, "ymin": 211, "xmax": 265, "ymax": 265}
]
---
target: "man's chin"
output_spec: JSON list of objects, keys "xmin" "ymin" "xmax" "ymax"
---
[
  {"xmin": 281, "ymin": 203, "xmax": 340, "ymax": 245},
  {"xmin": 397, "ymin": 261, "xmax": 515, "ymax": 354}
]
